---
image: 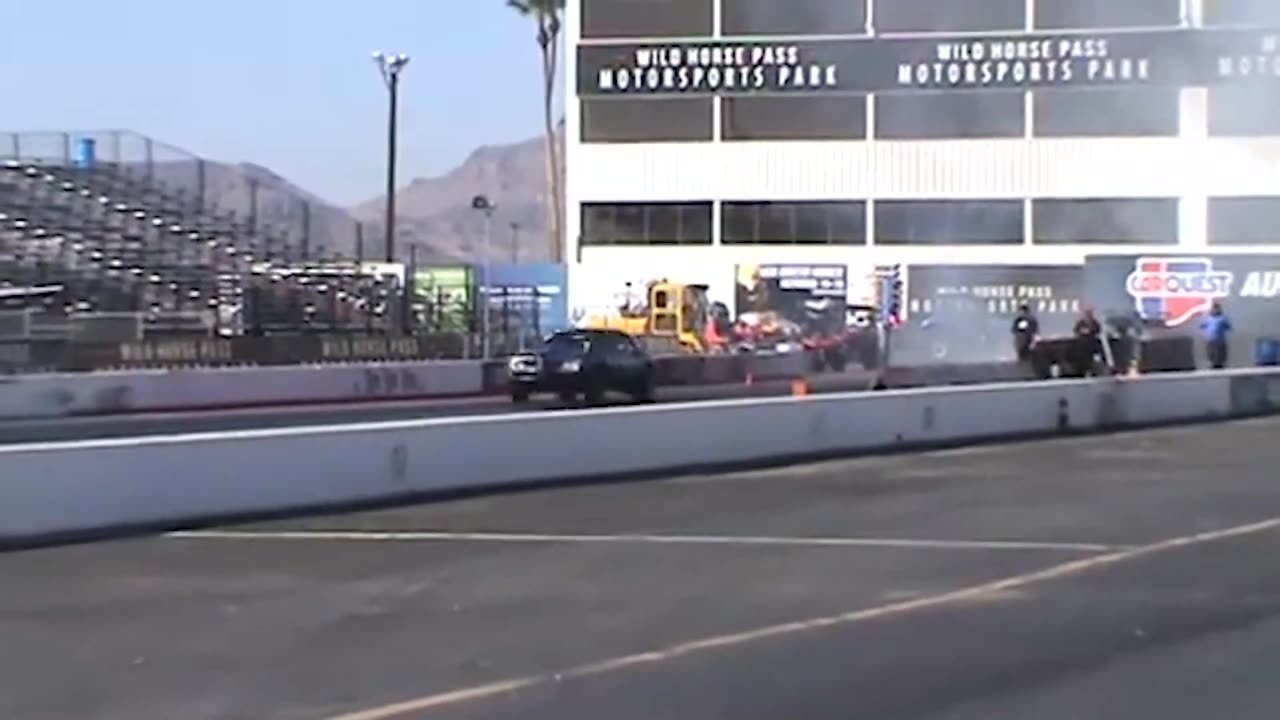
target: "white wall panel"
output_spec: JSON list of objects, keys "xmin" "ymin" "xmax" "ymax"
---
[{"xmin": 568, "ymin": 137, "xmax": 1280, "ymax": 203}]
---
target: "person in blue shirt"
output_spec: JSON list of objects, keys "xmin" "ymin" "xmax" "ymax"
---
[{"xmin": 1200, "ymin": 302, "xmax": 1232, "ymax": 369}]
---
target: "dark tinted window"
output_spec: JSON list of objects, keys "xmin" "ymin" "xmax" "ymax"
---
[
  {"xmin": 1209, "ymin": 197, "xmax": 1280, "ymax": 245},
  {"xmin": 580, "ymin": 0, "xmax": 713, "ymax": 38},
  {"xmin": 723, "ymin": 95, "xmax": 867, "ymax": 141},
  {"xmin": 1034, "ymin": 0, "xmax": 1181, "ymax": 29},
  {"xmin": 1033, "ymin": 88, "xmax": 1180, "ymax": 136},
  {"xmin": 580, "ymin": 98, "xmax": 713, "ymax": 142},
  {"xmin": 874, "ymin": 200, "xmax": 1024, "ymax": 245},
  {"xmin": 722, "ymin": 201, "xmax": 867, "ymax": 244},
  {"xmin": 723, "ymin": 0, "xmax": 867, "ymax": 36},
  {"xmin": 1207, "ymin": 86, "xmax": 1280, "ymax": 136},
  {"xmin": 1202, "ymin": 0, "xmax": 1280, "ymax": 25},
  {"xmin": 581, "ymin": 203, "xmax": 713, "ymax": 245},
  {"xmin": 545, "ymin": 333, "xmax": 591, "ymax": 353},
  {"xmin": 876, "ymin": 92, "xmax": 1023, "ymax": 139},
  {"xmin": 874, "ymin": 0, "xmax": 1024, "ymax": 33},
  {"xmin": 1032, "ymin": 198, "xmax": 1178, "ymax": 244}
]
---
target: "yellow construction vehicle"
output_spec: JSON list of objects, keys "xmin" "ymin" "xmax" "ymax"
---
[{"xmin": 579, "ymin": 280, "xmax": 728, "ymax": 355}]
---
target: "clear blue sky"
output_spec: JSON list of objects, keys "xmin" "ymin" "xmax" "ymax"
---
[{"xmin": 0, "ymin": 0, "xmax": 565, "ymax": 206}]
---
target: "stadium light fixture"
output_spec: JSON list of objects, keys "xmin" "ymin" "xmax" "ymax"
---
[{"xmin": 372, "ymin": 50, "xmax": 410, "ymax": 264}]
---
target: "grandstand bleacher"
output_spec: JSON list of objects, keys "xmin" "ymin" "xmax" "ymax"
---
[{"xmin": 1, "ymin": 144, "xmax": 405, "ymax": 351}]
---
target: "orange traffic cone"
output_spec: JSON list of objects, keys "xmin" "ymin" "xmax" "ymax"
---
[{"xmin": 791, "ymin": 378, "xmax": 809, "ymax": 396}]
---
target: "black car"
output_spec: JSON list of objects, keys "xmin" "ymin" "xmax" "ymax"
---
[{"xmin": 507, "ymin": 329, "xmax": 656, "ymax": 404}]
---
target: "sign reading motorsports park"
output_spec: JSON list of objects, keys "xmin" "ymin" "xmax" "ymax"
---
[{"xmin": 576, "ymin": 27, "xmax": 1280, "ymax": 95}]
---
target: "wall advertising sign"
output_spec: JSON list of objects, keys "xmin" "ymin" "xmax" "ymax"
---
[
  {"xmin": 735, "ymin": 263, "xmax": 848, "ymax": 328},
  {"xmin": 1086, "ymin": 253, "xmax": 1280, "ymax": 366},
  {"xmin": 1123, "ymin": 256, "xmax": 1233, "ymax": 327},
  {"xmin": 905, "ymin": 265, "xmax": 1082, "ymax": 317},
  {"xmin": 481, "ymin": 262, "xmax": 569, "ymax": 332},
  {"xmin": 577, "ymin": 27, "xmax": 1280, "ymax": 95}
]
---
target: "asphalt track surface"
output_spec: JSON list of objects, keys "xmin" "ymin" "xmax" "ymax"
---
[
  {"xmin": 5, "ymin": 417, "xmax": 1280, "ymax": 719},
  {"xmin": 0, "ymin": 373, "xmax": 873, "ymax": 444}
]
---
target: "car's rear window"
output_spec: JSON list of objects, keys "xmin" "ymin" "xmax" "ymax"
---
[{"xmin": 545, "ymin": 334, "xmax": 592, "ymax": 353}]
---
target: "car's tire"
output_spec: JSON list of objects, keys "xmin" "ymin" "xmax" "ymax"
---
[
  {"xmin": 583, "ymin": 381, "xmax": 605, "ymax": 405},
  {"xmin": 557, "ymin": 390, "xmax": 577, "ymax": 403},
  {"xmin": 511, "ymin": 389, "xmax": 530, "ymax": 404},
  {"xmin": 827, "ymin": 348, "xmax": 848, "ymax": 373}
]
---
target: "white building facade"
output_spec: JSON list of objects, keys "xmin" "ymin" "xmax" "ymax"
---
[{"xmin": 563, "ymin": 0, "xmax": 1280, "ymax": 316}]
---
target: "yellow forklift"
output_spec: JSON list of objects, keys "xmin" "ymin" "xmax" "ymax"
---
[{"xmin": 579, "ymin": 280, "xmax": 729, "ymax": 355}]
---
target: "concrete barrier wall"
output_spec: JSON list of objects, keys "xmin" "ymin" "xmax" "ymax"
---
[
  {"xmin": 0, "ymin": 352, "xmax": 814, "ymax": 419},
  {"xmin": 4, "ymin": 369, "xmax": 1275, "ymax": 544},
  {"xmin": 0, "ymin": 361, "xmax": 487, "ymax": 418}
]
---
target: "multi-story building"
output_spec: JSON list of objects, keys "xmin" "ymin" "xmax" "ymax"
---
[{"xmin": 564, "ymin": 0, "xmax": 1280, "ymax": 323}]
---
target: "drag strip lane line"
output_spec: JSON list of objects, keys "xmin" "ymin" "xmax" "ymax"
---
[
  {"xmin": 321, "ymin": 517, "xmax": 1280, "ymax": 720},
  {"xmin": 166, "ymin": 529, "xmax": 1126, "ymax": 553}
]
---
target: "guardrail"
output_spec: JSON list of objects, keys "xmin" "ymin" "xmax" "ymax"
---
[{"xmin": 3, "ymin": 368, "xmax": 1277, "ymax": 546}]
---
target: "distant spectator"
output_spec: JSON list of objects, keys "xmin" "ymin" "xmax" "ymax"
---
[
  {"xmin": 1010, "ymin": 303, "xmax": 1039, "ymax": 363},
  {"xmin": 1200, "ymin": 302, "xmax": 1232, "ymax": 369},
  {"xmin": 1071, "ymin": 307, "xmax": 1102, "ymax": 376}
]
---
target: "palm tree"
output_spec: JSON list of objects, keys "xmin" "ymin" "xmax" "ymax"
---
[{"xmin": 508, "ymin": 0, "xmax": 565, "ymax": 263}]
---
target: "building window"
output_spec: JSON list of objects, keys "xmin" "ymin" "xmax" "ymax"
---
[
  {"xmin": 1209, "ymin": 197, "xmax": 1280, "ymax": 245},
  {"xmin": 722, "ymin": 201, "xmax": 867, "ymax": 244},
  {"xmin": 874, "ymin": 200, "xmax": 1024, "ymax": 245},
  {"xmin": 1031, "ymin": 198, "xmax": 1178, "ymax": 244},
  {"xmin": 722, "ymin": 0, "xmax": 866, "ymax": 36},
  {"xmin": 580, "ymin": 98, "xmax": 713, "ymax": 143},
  {"xmin": 722, "ymin": 95, "xmax": 867, "ymax": 141},
  {"xmin": 581, "ymin": 202, "xmax": 713, "ymax": 245},
  {"xmin": 580, "ymin": 0, "xmax": 713, "ymax": 38},
  {"xmin": 1033, "ymin": 88, "xmax": 1180, "ymax": 137},
  {"xmin": 875, "ymin": 92, "xmax": 1023, "ymax": 139},
  {"xmin": 1034, "ymin": 0, "xmax": 1181, "ymax": 29},
  {"xmin": 1202, "ymin": 0, "xmax": 1280, "ymax": 25},
  {"xmin": 1208, "ymin": 86, "xmax": 1280, "ymax": 137},
  {"xmin": 874, "ymin": 0, "xmax": 1024, "ymax": 33}
]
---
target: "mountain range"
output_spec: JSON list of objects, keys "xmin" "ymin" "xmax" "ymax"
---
[{"xmin": 187, "ymin": 129, "xmax": 562, "ymax": 265}]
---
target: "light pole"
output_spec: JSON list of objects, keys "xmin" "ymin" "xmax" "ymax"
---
[
  {"xmin": 509, "ymin": 221, "xmax": 521, "ymax": 264},
  {"xmin": 472, "ymin": 195, "xmax": 495, "ymax": 358},
  {"xmin": 372, "ymin": 51, "xmax": 409, "ymax": 263}
]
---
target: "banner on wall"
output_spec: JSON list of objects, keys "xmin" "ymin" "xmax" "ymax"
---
[
  {"xmin": 578, "ymin": 27, "xmax": 1280, "ymax": 96},
  {"xmin": 1085, "ymin": 253, "xmax": 1280, "ymax": 366},
  {"xmin": 414, "ymin": 266, "xmax": 474, "ymax": 332},
  {"xmin": 905, "ymin": 264, "xmax": 1083, "ymax": 326},
  {"xmin": 734, "ymin": 263, "xmax": 848, "ymax": 334},
  {"xmin": 481, "ymin": 262, "xmax": 569, "ymax": 333},
  {"xmin": 1085, "ymin": 253, "xmax": 1280, "ymax": 326}
]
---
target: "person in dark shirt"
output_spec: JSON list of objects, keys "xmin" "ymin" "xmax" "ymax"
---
[
  {"xmin": 1071, "ymin": 307, "xmax": 1102, "ymax": 376},
  {"xmin": 1199, "ymin": 302, "xmax": 1232, "ymax": 369},
  {"xmin": 1010, "ymin": 303, "xmax": 1039, "ymax": 363}
]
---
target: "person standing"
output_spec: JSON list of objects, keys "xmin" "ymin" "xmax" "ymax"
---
[
  {"xmin": 1071, "ymin": 307, "xmax": 1102, "ymax": 377},
  {"xmin": 1200, "ymin": 302, "xmax": 1232, "ymax": 369},
  {"xmin": 1010, "ymin": 303, "xmax": 1039, "ymax": 363}
]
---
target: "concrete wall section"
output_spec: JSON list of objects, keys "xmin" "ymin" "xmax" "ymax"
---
[{"xmin": 3, "ymin": 369, "xmax": 1270, "ymax": 544}]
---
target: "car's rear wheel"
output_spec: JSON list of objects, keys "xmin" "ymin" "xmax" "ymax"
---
[
  {"xmin": 584, "ymin": 382, "xmax": 605, "ymax": 405},
  {"xmin": 557, "ymin": 390, "xmax": 577, "ymax": 403},
  {"xmin": 511, "ymin": 388, "xmax": 530, "ymax": 404}
]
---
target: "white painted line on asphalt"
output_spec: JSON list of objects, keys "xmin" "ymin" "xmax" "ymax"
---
[
  {"xmin": 320, "ymin": 516, "xmax": 1280, "ymax": 720},
  {"xmin": 167, "ymin": 529, "xmax": 1128, "ymax": 553}
]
